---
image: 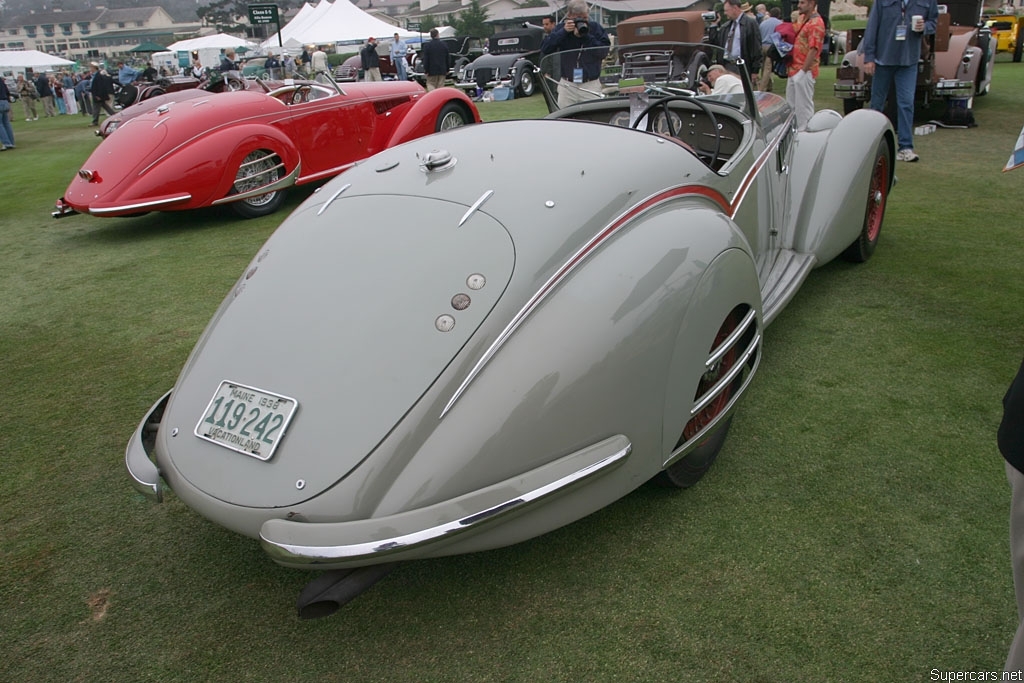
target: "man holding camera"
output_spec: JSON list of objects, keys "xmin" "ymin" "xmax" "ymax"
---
[{"xmin": 541, "ymin": 0, "xmax": 610, "ymax": 108}]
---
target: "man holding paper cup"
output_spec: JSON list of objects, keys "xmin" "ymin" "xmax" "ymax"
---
[{"xmin": 860, "ymin": 0, "xmax": 938, "ymax": 162}]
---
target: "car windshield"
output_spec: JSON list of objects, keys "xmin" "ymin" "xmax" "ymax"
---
[{"xmin": 538, "ymin": 42, "xmax": 754, "ymax": 119}]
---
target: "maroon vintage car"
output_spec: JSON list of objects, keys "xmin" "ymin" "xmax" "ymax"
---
[{"xmin": 55, "ymin": 77, "xmax": 479, "ymax": 219}]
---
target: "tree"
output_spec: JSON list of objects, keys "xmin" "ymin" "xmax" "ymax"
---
[
  {"xmin": 419, "ymin": 15, "xmax": 440, "ymax": 33},
  {"xmin": 452, "ymin": 0, "xmax": 491, "ymax": 37}
]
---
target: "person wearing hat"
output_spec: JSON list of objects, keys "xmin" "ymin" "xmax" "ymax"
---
[
  {"xmin": 716, "ymin": 0, "xmax": 762, "ymax": 75},
  {"xmin": 361, "ymin": 37, "xmax": 382, "ymax": 82},
  {"xmin": 698, "ymin": 64, "xmax": 744, "ymax": 95}
]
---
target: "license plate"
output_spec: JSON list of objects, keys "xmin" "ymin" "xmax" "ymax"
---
[{"xmin": 194, "ymin": 381, "xmax": 298, "ymax": 461}]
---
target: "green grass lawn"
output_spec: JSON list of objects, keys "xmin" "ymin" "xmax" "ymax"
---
[{"xmin": 3, "ymin": 68, "xmax": 1024, "ymax": 682}]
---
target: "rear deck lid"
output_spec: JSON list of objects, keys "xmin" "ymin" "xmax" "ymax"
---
[{"xmin": 160, "ymin": 194, "xmax": 514, "ymax": 507}]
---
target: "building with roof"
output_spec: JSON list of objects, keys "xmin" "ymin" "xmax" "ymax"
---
[
  {"xmin": 352, "ymin": 0, "xmax": 713, "ymax": 33},
  {"xmin": 0, "ymin": 6, "xmax": 202, "ymax": 60}
]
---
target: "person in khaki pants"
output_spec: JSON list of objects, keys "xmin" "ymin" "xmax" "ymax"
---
[{"xmin": 16, "ymin": 74, "xmax": 38, "ymax": 120}]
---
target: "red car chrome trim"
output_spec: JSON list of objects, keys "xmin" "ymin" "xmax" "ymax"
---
[
  {"xmin": 440, "ymin": 124, "xmax": 791, "ymax": 419},
  {"xmin": 210, "ymin": 162, "xmax": 301, "ymax": 206},
  {"xmin": 90, "ymin": 193, "xmax": 193, "ymax": 215}
]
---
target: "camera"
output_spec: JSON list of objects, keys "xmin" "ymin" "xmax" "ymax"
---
[{"xmin": 567, "ymin": 18, "xmax": 589, "ymax": 36}]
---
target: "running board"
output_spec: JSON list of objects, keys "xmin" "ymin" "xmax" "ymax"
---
[{"xmin": 760, "ymin": 250, "xmax": 817, "ymax": 326}]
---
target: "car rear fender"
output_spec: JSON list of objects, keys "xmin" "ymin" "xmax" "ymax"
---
[
  {"xmin": 359, "ymin": 202, "xmax": 746, "ymax": 526},
  {"xmin": 383, "ymin": 89, "xmax": 479, "ymax": 148},
  {"xmin": 181, "ymin": 124, "xmax": 300, "ymax": 205},
  {"xmin": 787, "ymin": 108, "xmax": 894, "ymax": 264},
  {"xmin": 661, "ymin": 242, "xmax": 762, "ymax": 465}
]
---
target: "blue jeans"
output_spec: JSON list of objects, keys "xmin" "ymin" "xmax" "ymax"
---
[
  {"xmin": 869, "ymin": 64, "xmax": 916, "ymax": 151},
  {"xmin": 0, "ymin": 100, "xmax": 14, "ymax": 147}
]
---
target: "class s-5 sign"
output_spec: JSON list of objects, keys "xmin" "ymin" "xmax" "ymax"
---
[{"xmin": 248, "ymin": 3, "xmax": 280, "ymax": 25}]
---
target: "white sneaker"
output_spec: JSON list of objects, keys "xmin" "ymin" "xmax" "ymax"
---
[
  {"xmin": 26, "ymin": 118, "xmax": 30, "ymax": 121},
  {"xmin": 897, "ymin": 148, "xmax": 919, "ymax": 162}
]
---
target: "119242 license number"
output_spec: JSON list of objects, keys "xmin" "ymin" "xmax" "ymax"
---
[{"xmin": 194, "ymin": 380, "xmax": 298, "ymax": 461}]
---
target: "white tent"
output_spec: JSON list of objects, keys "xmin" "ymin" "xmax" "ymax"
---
[
  {"xmin": 262, "ymin": 0, "xmax": 417, "ymax": 49},
  {"xmin": 0, "ymin": 50, "xmax": 75, "ymax": 72},
  {"xmin": 166, "ymin": 33, "xmax": 257, "ymax": 53},
  {"xmin": 272, "ymin": 1, "xmax": 332, "ymax": 47}
]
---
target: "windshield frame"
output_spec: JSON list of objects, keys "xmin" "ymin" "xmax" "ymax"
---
[{"xmin": 538, "ymin": 42, "xmax": 758, "ymax": 121}]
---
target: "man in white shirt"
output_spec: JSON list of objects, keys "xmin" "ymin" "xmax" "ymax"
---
[{"xmin": 699, "ymin": 64, "xmax": 744, "ymax": 95}]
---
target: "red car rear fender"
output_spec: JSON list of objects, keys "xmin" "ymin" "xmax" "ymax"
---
[
  {"xmin": 383, "ymin": 89, "xmax": 480, "ymax": 148},
  {"xmin": 189, "ymin": 124, "xmax": 300, "ymax": 205}
]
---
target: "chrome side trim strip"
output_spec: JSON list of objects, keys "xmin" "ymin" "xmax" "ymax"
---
[
  {"xmin": 260, "ymin": 437, "xmax": 631, "ymax": 564},
  {"xmin": 211, "ymin": 162, "xmax": 301, "ymax": 206},
  {"xmin": 690, "ymin": 333, "xmax": 760, "ymax": 417},
  {"xmin": 458, "ymin": 189, "xmax": 494, "ymax": 227},
  {"xmin": 664, "ymin": 348, "xmax": 761, "ymax": 469},
  {"xmin": 316, "ymin": 183, "xmax": 351, "ymax": 216},
  {"xmin": 91, "ymin": 194, "xmax": 192, "ymax": 215},
  {"xmin": 705, "ymin": 307, "xmax": 758, "ymax": 370}
]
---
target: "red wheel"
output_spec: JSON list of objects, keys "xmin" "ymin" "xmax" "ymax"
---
[{"xmin": 843, "ymin": 139, "xmax": 890, "ymax": 262}]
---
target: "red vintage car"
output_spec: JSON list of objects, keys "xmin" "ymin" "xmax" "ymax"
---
[
  {"xmin": 54, "ymin": 77, "xmax": 479, "ymax": 219},
  {"xmin": 98, "ymin": 76, "xmax": 265, "ymax": 138}
]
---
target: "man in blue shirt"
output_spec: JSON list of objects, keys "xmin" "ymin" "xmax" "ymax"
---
[
  {"xmin": 117, "ymin": 61, "xmax": 139, "ymax": 85},
  {"xmin": 860, "ymin": 0, "xmax": 938, "ymax": 162},
  {"xmin": 391, "ymin": 33, "xmax": 408, "ymax": 81},
  {"xmin": 758, "ymin": 6, "xmax": 783, "ymax": 90},
  {"xmin": 540, "ymin": 0, "xmax": 610, "ymax": 108}
]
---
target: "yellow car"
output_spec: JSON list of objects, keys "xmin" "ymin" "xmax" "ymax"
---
[{"xmin": 985, "ymin": 14, "xmax": 1021, "ymax": 53}]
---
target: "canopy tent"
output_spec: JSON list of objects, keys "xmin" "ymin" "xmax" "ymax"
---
[
  {"xmin": 269, "ymin": 1, "xmax": 332, "ymax": 48},
  {"xmin": 0, "ymin": 50, "xmax": 75, "ymax": 72},
  {"xmin": 261, "ymin": 0, "xmax": 418, "ymax": 50},
  {"xmin": 128, "ymin": 41, "xmax": 167, "ymax": 53},
  {"xmin": 166, "ymin": 33, "xmax": 257, "ymax": 53}
]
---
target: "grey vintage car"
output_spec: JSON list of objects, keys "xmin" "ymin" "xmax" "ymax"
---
[{"xmin": 126, "ymin": 41, "xmax": 894, "ymax": 617}]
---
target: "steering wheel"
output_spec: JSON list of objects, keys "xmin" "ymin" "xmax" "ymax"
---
[
  {"xmin": 631, "ymin": 95, "xmax": 721, "ymax": 169},
  {"xmin": 290, "ymin": 84, "xmax": 312, "ymax": 104}
]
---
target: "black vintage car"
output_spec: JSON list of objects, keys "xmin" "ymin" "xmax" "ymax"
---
[
  {"xmin": 455, "ymin": 27, "xmax": 543, "ymax": 97},
  {"xmin": 409, "ymin": 35, "xmax": 486, "ymax": 85}
]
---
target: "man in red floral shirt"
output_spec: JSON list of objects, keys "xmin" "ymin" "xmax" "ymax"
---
[{"xmin": 786, "ymin": 0, "xmax": 825, "ymax": 130}]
